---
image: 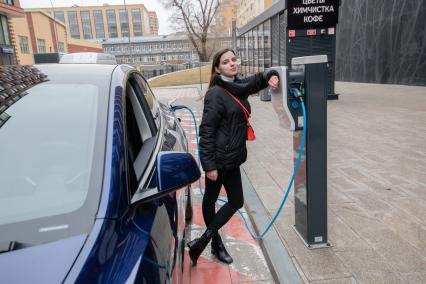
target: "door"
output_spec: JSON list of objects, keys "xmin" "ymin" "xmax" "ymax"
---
[{"xmin": 124, "ymin": 73, "xmax": 180, "ymax": 283}]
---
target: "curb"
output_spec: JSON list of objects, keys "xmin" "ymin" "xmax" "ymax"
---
[{"xmin": 241, "ymin": 168, "xmax": 302, "ymax": 284}]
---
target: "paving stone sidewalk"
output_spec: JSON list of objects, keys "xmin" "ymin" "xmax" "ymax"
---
[{"xmin": 243, "ymin": 82, "xmax": 426, "ymax": 284}]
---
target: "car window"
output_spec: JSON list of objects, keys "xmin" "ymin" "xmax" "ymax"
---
[
  {"xmin": 125, "ymin": 81, "xmax": 159, "ymax": 195},
  {"xmin": 0, "ymin": 84, "xmax": 99, "ymax": 226},
  {"xmin": 133, "ymin": 74, "xmax": 160, "ymax": 129}
]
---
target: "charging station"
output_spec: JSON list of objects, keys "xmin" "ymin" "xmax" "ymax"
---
[{"xmin": 269, "ymin": 54, "xmax": 329, "ymax": 247}]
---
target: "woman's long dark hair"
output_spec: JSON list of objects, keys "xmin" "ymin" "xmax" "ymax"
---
[{"xmin": 208, "ymin": 48, "xmax": 236, "ymax": 88}]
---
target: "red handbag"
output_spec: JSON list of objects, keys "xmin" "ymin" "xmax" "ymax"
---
[{"xmin": 222, "ymin": 88, "xmax": 256, "ymax": 141}]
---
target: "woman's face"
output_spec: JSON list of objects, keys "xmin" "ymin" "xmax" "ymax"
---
[{"xmin": 215, "ymin": 51, "xmax": 238, "ymax": 77}]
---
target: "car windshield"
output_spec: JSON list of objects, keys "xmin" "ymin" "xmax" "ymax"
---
[{"xmin": 0, "ymin": 83, "xmax": 104, "ymax": 244}]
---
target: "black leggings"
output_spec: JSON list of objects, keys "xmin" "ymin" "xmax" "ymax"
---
[{"xmin": 202, "ymin": 167, "xmax": 244, "ymax": 232}]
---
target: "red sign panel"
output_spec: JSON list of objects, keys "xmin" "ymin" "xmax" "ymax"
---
[{"xmin": 307, "ymin": 29, "xmax": 317, "ymax": 36}]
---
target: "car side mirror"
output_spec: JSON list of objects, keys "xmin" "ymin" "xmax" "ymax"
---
[{"xmin": 132, "ymin": 151, "xmax": 201, "ymax": 203}]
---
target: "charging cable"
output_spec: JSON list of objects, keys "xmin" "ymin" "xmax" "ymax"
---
[{"xmin": 171, "ymin": 92, "xmax": 306, "ymax": 240}]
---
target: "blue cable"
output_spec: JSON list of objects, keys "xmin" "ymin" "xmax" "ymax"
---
[
  {"xmin": 171, "ymin": 105, "xmax": 203, "ymax": 193},
  {"xmin": 172, "ymin": 99, "xmax": 306, "ymax": 240}
]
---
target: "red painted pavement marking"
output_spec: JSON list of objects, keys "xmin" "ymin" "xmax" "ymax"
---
[
  {"xmin": 229, "ymin": 269, "xmax": 257, "ymax": 283},
  {"xmin": 189, "ymin": 258, "xmax": 232, "ymax": 284},
  {"xmin": 187, "ymin": 253, "xmax": 256, "ymax": 284},
  {"xmin": 185, "ymin": 251, "xmax": 257, "ymax": 284},
  {"xmin": 221, "ymin": 212, "xmax": 258, "ymax": 246},
  {"xmin": 190, "ymin": 203, "xmax": 258, "ymax": 246}
]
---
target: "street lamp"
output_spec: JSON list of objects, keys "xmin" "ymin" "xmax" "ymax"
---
[
  {"xmin": 123, "ymin": 0, "xmax": 132, "ymax": 64},
  {"xmin": 49, "ymin": 0, "xmax": 60, "ymax": 53}
]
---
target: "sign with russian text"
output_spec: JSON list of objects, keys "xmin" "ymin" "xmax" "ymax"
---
[
  {"xmin": 1, "ymin": 47, "xmax": 14, "ymax": 54},
  {"xmin": 287, "ymin": 0, "xmax": 339, "ymax": 29}
]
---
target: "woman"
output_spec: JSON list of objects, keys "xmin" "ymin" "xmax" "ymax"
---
[{"xmin": 187, "ymin": 48, "xmax": 279, "ymax": 265}]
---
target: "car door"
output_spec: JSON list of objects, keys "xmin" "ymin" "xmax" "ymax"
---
[
  {"xmin": 123, "ymin": 72, "xmax": 183, "ymax": 283},
  {"xmin": 132, "ymin": 74, "xmax": 190, "ymax": 284}
]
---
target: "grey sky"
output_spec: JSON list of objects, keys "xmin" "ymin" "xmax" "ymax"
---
[{"xmin": 19, "ymin": 0, "xmax": 174, "ymax": 35}]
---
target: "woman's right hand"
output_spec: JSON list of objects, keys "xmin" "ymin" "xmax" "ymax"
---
[{"xmin": 206, "ymin": 170, "xmax": 218, "ymax": 181}]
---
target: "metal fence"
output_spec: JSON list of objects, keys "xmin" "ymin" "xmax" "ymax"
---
[{"xmin": 236, "ymin": 1, "xmax": 287, "ymax": 76}]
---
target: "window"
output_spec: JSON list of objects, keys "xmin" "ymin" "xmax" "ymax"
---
[
  {"xmin": 54, "ymin": 11, "xmax": 65, "ymax": 23},
  {"xmin": 0, "ymin": 15, "xmax": 10, "ymax": 45},
  {"xmin": 0, "ymin": 83, "xmax": 101, "ymax": 227},
  {"xmin": 125, "ymin": 75, "xmax": 160, "ymax": 193},
  {"xmin": 253, "ymin": 28, "xmax": 258, "ymax": 72},
  {"xmin": 143, "ymin": 9, "xmax": 150, "ymax": 36},
  {"xmin": 131, "ymin": 8, "xmax": 143, "ymax": 37},
  {"xmin": 67, "ymin": 11, "xmax": 80, "ymax": 39},
  {"xmin": 3, "ymin": 0, "xmax": 13, "ymax": 5},
  {"xmin": 257, "ymin": 24, "xmax": 264, "ymax": 71},
  {"xmin": 248, "ymin": 30, "xmax": 254, "ymax": 73},
  {"xmin": 18, "ymin": 36, "xmax": 29, "ymax": 54},
  {"xmin": 263, "ymin": 20, "xmax": 271, "ymax": 68},
  {"xmin": 106, "ymin": 9, "xmax": 118, "ymax": 38},
  {"xmin": 134, "ymin": 75, "xmax": 160, "ymax": 129},
  {"xmin": 36, "ymin": 39, "xmax": 46, "ymax": 53},
  {"xmin": 58, "ymin": 42, "xmax": 65, "ymax": 53},
  {"xmin": 80, "ymin": 11, "xmax": 93, "ymax": 39},
  {"xmin": 119, "ymin": 9, "xmax": 130, "ymax": 37},
  {"xmin": 93, "ymin": 10, "xmax": 105, "ymax": 39}
]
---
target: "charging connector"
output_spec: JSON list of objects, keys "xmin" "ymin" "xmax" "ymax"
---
[{"xmin": 289, "ymin": 87, "xmax": 304, "ymax": 102}]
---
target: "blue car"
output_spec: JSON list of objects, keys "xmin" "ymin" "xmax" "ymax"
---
[{"xmin": 0, "ymin": 61, "xmax": 199, "ymax": 283}]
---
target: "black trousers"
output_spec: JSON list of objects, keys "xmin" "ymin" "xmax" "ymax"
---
[{"xmin": 202, "ymin": 167, "xmax": 244, "ymax": 232}]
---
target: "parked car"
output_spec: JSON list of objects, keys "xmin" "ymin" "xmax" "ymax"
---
[{"xmin": 0, "ymin": 60, "xmax": 199, "ymax": 283}]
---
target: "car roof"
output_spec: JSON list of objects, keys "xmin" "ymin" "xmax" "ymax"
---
[
  {"xmin": 59, "ymin": 53, "xmax": 117, "ymax": 65},
  {"xmin": 34, "ymin": 64, "xmax": 118, "ymax": 86}
]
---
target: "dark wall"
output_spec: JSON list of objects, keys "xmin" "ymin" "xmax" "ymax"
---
[{"xmin": 335, "ymin": 0, "xmax": 426, "ymax": 86}]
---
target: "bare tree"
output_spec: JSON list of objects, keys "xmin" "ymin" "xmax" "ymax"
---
[{"xmin": 161, "ymin": 0, "xmax": 221, "ymax": 62}]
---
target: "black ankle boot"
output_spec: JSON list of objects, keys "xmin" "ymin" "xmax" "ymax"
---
[
  {"xmin": 211, "ymin": 233, "xmax": 233, "ymax": 264},
  {"xmin": 187, "ymin": 229, "xmax": 215, "ymax": 266}
]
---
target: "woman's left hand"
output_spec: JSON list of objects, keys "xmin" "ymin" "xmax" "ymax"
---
[{"xmin": 268, "ymin": 75, "xmax": 280, "ymax": 91}]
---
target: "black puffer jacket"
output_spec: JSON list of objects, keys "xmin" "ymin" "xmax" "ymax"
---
[{"xmin": 199, "ymin": 70, "xmax": 278, "ymax": 171}]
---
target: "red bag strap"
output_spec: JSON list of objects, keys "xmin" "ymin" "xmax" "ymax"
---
[{"xmin": 220, "ymin": 87, "xmax": 250, "ymax": 122}]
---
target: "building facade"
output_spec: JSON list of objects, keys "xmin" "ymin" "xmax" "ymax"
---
[
  {"xmin": 33, "ymin": 3, "xmax": 155, "ymax": 41},
  {"xmin": 67, "ymin": 37, "xmax": 102, "ymax": 53},
  {"xmin": 236, "ymin": 0, "xmax": 273, "ymax": 28},
  {"xmin": 148, "ymin": 12, "xmax": 158, "ymax": 35},
  {"xmin": 103, "ymin": 34, "xmax": 231, "ymax": 78},
  {"xmin": 10, "ymin": 10, "xmax": 102, "ymax": 65},
  {"xmin": 216, "ymin": 0, "xmax": 238, "ymax": 35},
  {"xmin": 0, "ymin": 0, "xmax": 24, "ymax": 65},
  {"xmin": 11, "ymin": 10, "xmax": 67, "ymax": 65}
]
